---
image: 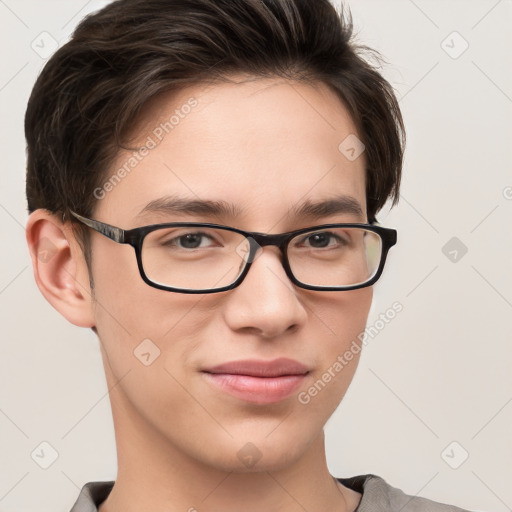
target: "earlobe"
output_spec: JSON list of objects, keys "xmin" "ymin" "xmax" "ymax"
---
[{"xmin": 26, "ymin": 209, "xmax": 95, "ymax": 328}]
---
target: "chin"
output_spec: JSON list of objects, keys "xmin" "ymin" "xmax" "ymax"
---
[{"xmin": 198, "ymin": 431, "xmax": 317, "ymax": 474}]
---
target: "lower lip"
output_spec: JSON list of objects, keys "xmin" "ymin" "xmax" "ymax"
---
[{"xmin": 203, "ymin": 372, "xmax": 307, "ymax": 404}]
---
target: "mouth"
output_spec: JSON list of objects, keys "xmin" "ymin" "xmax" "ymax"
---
[{"xmin": 202, "ymin": 358, "xmax": 310, "ymax": 405}]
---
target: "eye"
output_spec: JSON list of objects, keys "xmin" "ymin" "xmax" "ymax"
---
[
  {"xmin": 299, "ymin": 231, "xmax": 345, "ymax": 249},
  {"xmin": 164, "ymin": 231, "xmax": 218, "ymax": 250}
]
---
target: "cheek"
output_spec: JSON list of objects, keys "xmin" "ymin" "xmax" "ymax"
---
[
  {"xmin": 300, "ymin": 287, "xmax": 372, "ymax": 404},
  {"xmin": 90, "ymin": 243, "xmax": 143, "ymax": 361},
  {"xmin": 89, "ymin": 239, "xmax": 222, "ymax": 394},
  {"xmin": 310, "ymin": 287, "xmax": 373, "ymax": 350},
  {"xmin": 88, "ymin": 241, "xmax": 181, "ymax": 369}
]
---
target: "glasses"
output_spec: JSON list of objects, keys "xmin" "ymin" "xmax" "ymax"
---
[{"xmin": 70, "ymin": 211, "xmax": 397, "ymax": 294}]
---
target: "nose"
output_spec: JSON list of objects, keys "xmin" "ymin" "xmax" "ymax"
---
[{"xmin": 222, "ymin": 246, "xmax": 308, "ymax": 338}]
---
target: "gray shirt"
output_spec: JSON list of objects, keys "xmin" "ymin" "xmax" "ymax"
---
[{"xmin": 69, "ymin": 474, "xmax": 475, "ymax": 511}]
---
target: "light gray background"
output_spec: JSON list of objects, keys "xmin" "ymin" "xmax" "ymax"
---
[{"xmin": 1, "ymin": 1, "xmax": 511, "ymax": 511}]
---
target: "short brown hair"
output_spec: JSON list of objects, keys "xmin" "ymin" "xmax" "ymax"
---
[{"xmin": 25, "ymin": 0, "xmax": 405, "ymax": 260}]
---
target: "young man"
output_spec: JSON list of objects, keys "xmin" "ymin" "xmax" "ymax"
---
[{"xmin": 24, "ymin": 0, "xmax": 474, "ymax": 510}]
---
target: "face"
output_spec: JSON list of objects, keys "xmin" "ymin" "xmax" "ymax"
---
[{"xmin": 88, "ymin": 75, "xmax": 372, "ymax": 472}]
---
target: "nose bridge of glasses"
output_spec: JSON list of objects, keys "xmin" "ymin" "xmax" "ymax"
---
[
  {"xmin": 238, "ymin": 232, "xmax": 288, "ymax": 265},
  {"xmin": 250, "ymin": 231, "xmax": 289, "ymax": 248}
]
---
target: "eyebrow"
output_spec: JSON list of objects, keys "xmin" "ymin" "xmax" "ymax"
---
[
  {"xmin": 138, "ymin": 194, "xmax": 365, "ymax": 222},
  {"xmin": 289, "ymin": 196, "xmax": 364, "ymax": 221},
  {"xmin": 138, "ymin": 195, "xmax": 244, "ymax": 219}
]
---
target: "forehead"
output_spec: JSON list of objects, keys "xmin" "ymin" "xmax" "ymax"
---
[{"xmin": 97, "ymin": 75, "xmax": 367, "ymax": 228}]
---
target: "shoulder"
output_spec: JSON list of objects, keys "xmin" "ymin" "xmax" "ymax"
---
[
  {"xmin": 73, "ymin": 476, "xmax": 480, "ymax": 512},
  {"xmin": 337, "ymin": 474, "xmax": 478, "ymax": 512},
  {"xmin": 69, "ymin": 481, "xmax": 114, "ymax": 512}
]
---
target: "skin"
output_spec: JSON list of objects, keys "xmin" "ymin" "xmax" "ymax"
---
[{"xmin": 26, "ymin": 75, "xmax": 373, "ymax": 512}]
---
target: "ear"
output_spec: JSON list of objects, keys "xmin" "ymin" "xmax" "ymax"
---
[{"xmin": 26, "ymin": 209, "xmax": 95, "ymax": 328}]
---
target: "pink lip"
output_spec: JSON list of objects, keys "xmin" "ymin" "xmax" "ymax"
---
[{"xmin": 202, "ymin": 358, "xmax": 310, "ymax": 404}]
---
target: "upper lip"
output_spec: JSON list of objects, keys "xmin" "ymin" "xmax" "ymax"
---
[{"xmin": 203, "ymin": 358, "xmax": 310, "ymax": 378}]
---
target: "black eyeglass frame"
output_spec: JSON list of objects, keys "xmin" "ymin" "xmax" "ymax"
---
[{"xmin": 70, "ymin": 211, "xmax": 397, "ymax": 294}]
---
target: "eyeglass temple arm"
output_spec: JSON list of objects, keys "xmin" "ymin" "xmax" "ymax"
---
[{"xmin": 69, "ymin": 211, "xmax": 125, "ymax": 244}]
